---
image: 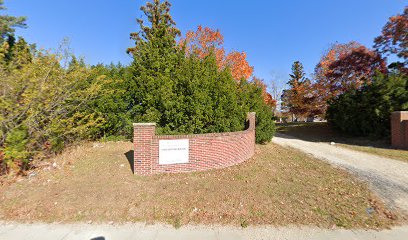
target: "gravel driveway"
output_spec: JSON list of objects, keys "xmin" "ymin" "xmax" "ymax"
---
[{"xmin": 273, "ymin": 134, "xmax": 408, "ymax": 214}]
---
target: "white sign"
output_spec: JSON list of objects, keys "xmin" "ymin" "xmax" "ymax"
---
[{"xmin": 159, "ymin": 139, "xmax": 189, "ymax": 165}]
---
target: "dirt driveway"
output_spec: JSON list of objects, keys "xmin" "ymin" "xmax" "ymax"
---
[{"xmin": 273, "ymin": 134, "xmax": 408, "ymax": 214}]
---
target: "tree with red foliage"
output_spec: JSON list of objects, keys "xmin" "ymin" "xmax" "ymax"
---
[
  {"xmin": 313, "ymin": 42, "xmax": 387, "ymax": 115},
  {"xmin": 326, "ymin": 46, "xmax": 387, "ymax": 92},
  {"xmin": 374, "ymin": 6, "xmax": 407, "ymax": 73},
  {"xmin": 374, "ymin": 7, "xmax": 407, "ymax": 61},
  {"xmin": 314, "ymin": 42, "xmax": 362, "ymax": 103}
]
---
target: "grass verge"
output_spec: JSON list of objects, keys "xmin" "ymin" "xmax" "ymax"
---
[{"xmin": 0, "ymin": 141, "xmax": 401, "ymax": 229}]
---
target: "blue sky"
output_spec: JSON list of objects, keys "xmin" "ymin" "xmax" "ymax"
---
[{"xmin": 5, "ymin": 0, "xmax": 406, "ymax": 86}]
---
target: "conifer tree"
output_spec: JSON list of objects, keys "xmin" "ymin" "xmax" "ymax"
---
[
  {"xmin": 288, "ymin": 61, "xmax": 305, "ymax": 86},
  {"xmin": 126, "ymin": 0, "xmax": 275, "ymax": 141},
  {"xmin": 282, "ymin": 61, "xmax": 316, "ymax": 119},
  {"xmin": 128, "ymin": 0, "xmax": 183, "ymax": 129},
  {"xmin": 0, "ymin": 0, "xmax": 26, "ymax": 43},
  {"xmin": 0, "ymin": 36, "xmax": 33, "ymax": 70}
]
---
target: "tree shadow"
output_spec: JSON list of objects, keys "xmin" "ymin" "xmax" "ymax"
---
[
  {"xmin": 125, "ymin": 150, "xmax": 134, "ymax": 174},
  {"xmin": 276, "ymin": 122, "xmax": 395, "ymax": 150}
]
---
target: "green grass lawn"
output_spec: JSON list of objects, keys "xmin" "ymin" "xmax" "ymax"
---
[{"xmin": 277, "ymin": 122, "xmax": 408, "ymax": 163}]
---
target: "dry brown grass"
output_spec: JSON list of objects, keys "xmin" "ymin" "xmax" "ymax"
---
[
  {"xmin": 277, "ymin": 122, "xmax": 408, "ymax": 163},
  {"xmin": 0, "ymin": 141, "xmax": 401, "ymax": 229}
]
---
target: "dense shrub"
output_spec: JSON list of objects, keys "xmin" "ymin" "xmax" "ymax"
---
[
  {"xmin": 0, "ymin": 0, "xmax": 276, "ymax": 175},
  {"xmin": 237, "ymin": 79, "xmax": 275, "ymax": 143},
  {"xmin": 327, "ymin": 73, "xmax": 408, "ymax": 138},
  {"xmin": 0, "ymin": 40, "xmax": 107, "ymax": 174},
  {"xmin": 93, "ymin": 51, "xmax": 275, "ymax": 143},
  {"xmin": 128, "ymin": 46, "xmax": 275, "ymax": 142},
  {"xmin": 88, "ymin": 63, "xmax": 135, "ymax": 139},
  {"xmin": 168, "ymin": 53, "xmax": 245, "ymax": 134}
]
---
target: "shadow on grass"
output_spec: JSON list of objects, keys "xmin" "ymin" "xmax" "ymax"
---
[
  {"xmin": 276, "ymin": 122, "xmax": 394, "ymax": 150},
  {"xmin": 125, "ymin": 150, "xmax": 134, "ymax": 174}
]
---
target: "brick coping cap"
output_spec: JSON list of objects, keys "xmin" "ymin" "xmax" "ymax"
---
[{"xmin": 133, "ymin": 123, "xmax": 156, "ymax": 126}]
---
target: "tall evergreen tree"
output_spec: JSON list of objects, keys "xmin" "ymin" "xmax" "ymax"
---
[
  {"xmin": 128, "ymin": 0, "xmax": 183, "ymax": 129},
  {"xmin": 281, "ymin": 61, "xmax": 315, "ymax": 119},
  {"xmin": 0, "ymin": 36, "xmax": 33, "ymax": 70},
  {"xmin": 0, "ymin": 0, "xmax": 26, "ymax": 43},
  {"xmin": 171, "ymin": 52, "xmax": 244, "ymax": 134},
  {"xmin": 126, "ymin": 0, "xmax": 275, "ymax": 141},
  {"xmin": 127, "ymin": 0, "xmax": 180, "ymax": 55},
  {"xmin": 288, "ymin": 61, "xmax": 306, "ymax": 86}
]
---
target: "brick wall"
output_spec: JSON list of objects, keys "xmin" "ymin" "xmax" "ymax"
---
[
  {"xmin": 133, "ymin": 112, "xmax": 256, "ymax": 175},
  {"xmin": 391, "ymin": 111, "xmax": 408, "ymax": 149}
]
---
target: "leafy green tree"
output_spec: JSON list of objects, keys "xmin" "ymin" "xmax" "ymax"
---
[
  {"xmin": 0, "ymin": 0, "xmax": 276, "ymax": 176},
  {"xmin": 237, "ymin": 79, "xmax": 275, "ymax": 143},
  {"xmin": 88, "ymin": 63, "xmax": 135, "ymax": 139}
]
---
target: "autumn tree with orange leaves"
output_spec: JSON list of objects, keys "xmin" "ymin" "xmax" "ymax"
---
[
  {"xmin": 180, "ymin": 25, "xmax": 254, "ymax": 81},
  {"xmin": 225, "ymin": 51, "xmax": 254, "ymax": 81},
  {"xmin": 282, "ymin": 61, "xmax": 318, "ymax": 119},
  {"xmin": 252, "ymin": 76, "xmax": 277, "ymax": 108},
  {"xmin": 180, "ymin": 26, "xmax": 225, "ymax": 66},
  {"xmin": 179, "ymin": 25, "xmax": 275, "ymax": 108}
]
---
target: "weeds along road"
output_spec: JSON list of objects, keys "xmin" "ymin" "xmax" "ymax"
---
[{"xmin": 273, "ymin": 133, "xmax": 408, "ymax": 215}]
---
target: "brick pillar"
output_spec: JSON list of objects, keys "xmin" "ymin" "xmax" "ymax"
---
[
  {"xmin": 391, "ymin": 111, "xmax": 408, "ymax": 149},
  {"xmin": 403, "ymin": 121, "xmax": 408, "ymax": 149},
  {"xmin": 247, "ymin": 112, "xmax": 256, "ymax": 156},
  {"xmin": 247, "ymin": 112, "xmax": 256, "ymax": 130},
  {"xmin": 133, "ymin": 123, "xmax": 156, "ymax": 175}
]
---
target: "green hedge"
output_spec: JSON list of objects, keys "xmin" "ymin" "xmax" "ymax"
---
[{"xmin": 327, "ymin": 73, "xmax": 408, "ymax": 138}]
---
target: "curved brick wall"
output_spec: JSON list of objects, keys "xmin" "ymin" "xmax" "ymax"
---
[{"xmin": 133, "ymin": 112, "xmax": 256, "ymax": 175}]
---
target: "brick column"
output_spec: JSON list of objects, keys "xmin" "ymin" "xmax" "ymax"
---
[
  {"xmin": 403, "ymin": 121, "xmax": 408, "ymax": 149},
  {"xmin": 133, "ymin": 123, "xmax": 156, "ymax": 175},
  {"xmin": 247, "ymin": 112, "xmax": 256, "ymax": 130},
  {"xmin": 247, "ymin": 112, "xmax": 256, "ymax": 156},
  {"xmin": 391, "ymin": 111, "xmax": 408, "ymax": 149}
]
